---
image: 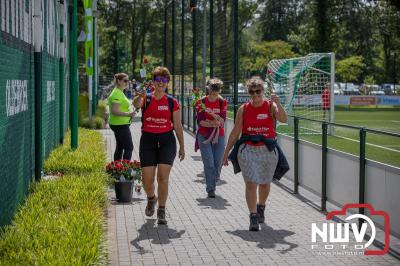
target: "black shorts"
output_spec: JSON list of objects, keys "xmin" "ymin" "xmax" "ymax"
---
[{"xmin": 139, "ymin": 131, "xmax": 177, "ymax": 167}]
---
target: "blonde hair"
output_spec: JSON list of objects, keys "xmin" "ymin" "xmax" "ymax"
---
[
  {"xmin": 113, "ymin": 73, "xmax": 128, "ymax": 85},
  {"xmin": 245, "ymin": 76, "xmax": 264, "ymax": 91}
]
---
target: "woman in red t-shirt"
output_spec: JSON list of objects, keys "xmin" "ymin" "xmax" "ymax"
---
[
  {"xmin": 195, "ymin": 78, "xmax": 227, "ymax": 198},
  {"xmin": 133, "ymin": 67, "xmax": 185, "ymax": 225},
  {"xmin": 222, "ymin": 76, "xmax": 287, "ymax": 231}
]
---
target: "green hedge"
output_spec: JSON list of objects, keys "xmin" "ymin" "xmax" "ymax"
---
[
  {"xmin": 0, "ymin": 129, "xmax": 108, "ymax": 265},
  {"xmin": 44, "ymin": 128, "xmax": 106, "ymax": 174},
  {"xmin": 78, "ymin": 93, "xmax": 107, "ymax": 129}
]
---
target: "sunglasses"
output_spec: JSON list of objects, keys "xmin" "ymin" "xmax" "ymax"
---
[
  {"xmin": 121, "ymin": 79, "xmax": 129, "ymax": 83},
  {"xmin": 249, "ymin": 89, "xmax": 262, "ymax": 95},
  {"xmin": 153, "ymin": 76, "xmax": 169, "ymax": 83},
  {"xmin": 209, "ymin": 84, "xmax": 222, "ymax": 91}
]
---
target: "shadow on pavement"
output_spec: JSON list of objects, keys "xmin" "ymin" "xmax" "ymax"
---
[
  {"xmin": 110, "ymin": 197, "xmax": 145, "ymax": 205},
  {"xmin": 130, "ymin": 219, "xmax": 186, "ymax": 254},
  {"xmin": 227, "ymin": 224, "xmax": 298, "ymax": 254},
  {"xmin": 193, "ymin": 178, "xmax": 227, "ymax": 186},
  {"xmin": 196, "ymin": 172, "xmax": 205, "ymax": 177},
  {"xmin": 196, "ymin": 195, "xmax": 231, "ymax": 210}
]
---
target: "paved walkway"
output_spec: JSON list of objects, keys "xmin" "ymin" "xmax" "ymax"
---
[{"xmin": 101, "ymin": 119, "xmax": 399, "ymax": 266}]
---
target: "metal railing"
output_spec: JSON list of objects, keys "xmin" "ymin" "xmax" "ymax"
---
[{"xmin": 288, "ymin": 115, "xmax": 400, "ymax": 228}]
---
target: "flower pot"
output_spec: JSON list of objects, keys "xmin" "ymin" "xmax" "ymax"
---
[{"xmin": 114, "ymin": 180, "xmax": 133, "ymax": 202}]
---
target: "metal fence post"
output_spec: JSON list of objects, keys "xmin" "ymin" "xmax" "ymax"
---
[
  {"xmin": 180, "ymin": 0, "xmax": 185, "ymax": 125},
  {"xmin": 163, "ymin": 4, "xmax": 168, "ymax": 67},
  {"xmin": 70, "ymin": 0, "xmax": 78, "ymax": 150},
  {"xmin": 171, "ymin": 0, "xmax": 175, "ymax": 96},
  {"xmin": 34, "ymin": 52, "xmax": 43, "ymax": 181},
  {"xmin": 187, "ymin": 97, "xmax": 190, "ymax": 129},
  {"xmin": 209, "ymin": 0, "xmax": 214, "ymax": 78},
  {"xmin": 233, "ymin": 0, "xmax": 239, "ymax": 120},
  {"xmin": 192, "ymin": 3, "xmax": 197, "ymax": 133},
  {"xmin": 321, "ymin": 122, "xmax": 328, "ymax": 212},
  {"xmin": 59, "ymin": 58, "xmax": 64, "ymax": 144},
  {"xmin": 193, "ymin": 106, "xmax": 196, "ymax": 133},
  {"xmin": 92, "ymin": 14, "xmax": 97, "ymax": 115},
  {"xmin": 294, "ymin": 117, "xmax": 299, "ymax": 194},
  {"xmin": 359, "ymin": 128, "xmax": 366, "ymax": 229}
]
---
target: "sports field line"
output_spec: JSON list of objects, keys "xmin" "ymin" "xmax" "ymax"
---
[
  {"xmin": 334, "ymin": 135, "xmax": 400, "ymax": 153},
  {"xmin": 337, "ymin": 119, "xmax": 400, "ymax": 123},
  {"xmin": 295, "ymin": 126, "xmax": 400, "ymax": 153}
]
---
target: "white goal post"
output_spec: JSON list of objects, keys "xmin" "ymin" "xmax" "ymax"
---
[{"xmin": 265, "ymin": 53, "xmax": 335, "ymax": 135}]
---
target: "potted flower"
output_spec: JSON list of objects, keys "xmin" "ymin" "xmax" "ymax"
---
[{"xmin": 106, "ymin": 160, "xmax": 142, "ymax": 202}]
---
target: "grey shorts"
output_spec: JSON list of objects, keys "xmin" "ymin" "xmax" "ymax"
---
[{"xmin": 237, "ymin": 143, "xmax": 278, "ymax": 184}]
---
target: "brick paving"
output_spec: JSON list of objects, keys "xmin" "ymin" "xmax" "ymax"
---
[{"xmin": 101, "ymin": 119, "xmax": 399, "ymax": 266}]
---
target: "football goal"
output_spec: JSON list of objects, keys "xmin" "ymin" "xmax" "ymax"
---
[{"xmin": 266, "ymin": 53, "xmax": 335, "ymax": 135}]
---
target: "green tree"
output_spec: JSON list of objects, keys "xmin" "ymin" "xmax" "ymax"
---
[
  {"xmin": 257, "ymin": 0, "xmax": 303, "ymax": 41},
  {"xmin": 336, "ymin": 55, "xmax": 365, "ymax": 82},
  {"xmin": 241, "ymin": 40, "xmax": 297, "ymax": 76}
]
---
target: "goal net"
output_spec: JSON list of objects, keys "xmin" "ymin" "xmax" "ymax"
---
[{"xmin": 265, "ymin": 53, "xmax": 335, "ymax": 134}]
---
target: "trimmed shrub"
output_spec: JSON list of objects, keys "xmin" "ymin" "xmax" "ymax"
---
[
  {"xmin": 44, "ymin": 128, "xmax": 106, "ymax": 174},
  {"xmin": 0, "ymin": 129, "xmax": 108, "ymax": 265}
]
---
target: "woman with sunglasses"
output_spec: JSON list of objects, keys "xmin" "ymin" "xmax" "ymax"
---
[
  {"xmin": 107, "ymin": 73, "xmax": 135, "ymax": 161},
  {"xmin": 195, "ymin": 78, "xmax": 227, "ymax": 198},
  {"xmin": 222, "ymin": 76, "xmax": 287, "ymax": 231},
  {"xmin": 133, "ymin": 66, "xmax": 185, "ymax": 225}
]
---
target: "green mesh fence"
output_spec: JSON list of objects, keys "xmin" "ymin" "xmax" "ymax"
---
[
  {"xmin": 0, "ymin": 0, "xmax": 69, "ymax": 227},
  {"xmin": 0, "ymin": 42, "xmax": 35, "ymax": 227},
  {"xmin": 41, "ymin": 53, "xmax": 61, "ymax": 158}
]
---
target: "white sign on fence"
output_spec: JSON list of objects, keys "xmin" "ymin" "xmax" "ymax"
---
[{"xmin": 6, "ymin": 80, "xmax": 29, "ymax": 117}]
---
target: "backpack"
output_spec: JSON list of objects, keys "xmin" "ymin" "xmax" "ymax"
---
[{"xmin": 141, "ymin": 93, "xmax": 175, "ymax": 126}]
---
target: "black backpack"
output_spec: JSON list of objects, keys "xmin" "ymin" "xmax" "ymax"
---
[{"xmin": 141, "ymin": 93, "xmax": 175, "ymax": 126}]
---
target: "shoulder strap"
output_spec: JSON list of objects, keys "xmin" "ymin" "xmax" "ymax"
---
[
  {"xmin": 167, "ymin": 94, "xmax": 174, "ymax": 123},
  {"xmin": 141, "ymin": 93, "xmax": 152, "ymax": 128},
  {"xmin": 142, "ymin": 93, "xmax": 152, "ymax": 112}
]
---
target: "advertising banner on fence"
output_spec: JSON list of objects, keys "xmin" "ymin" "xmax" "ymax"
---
[
  {"xmin": 350, "ymin": 96, "xmax": 377, "ymax": 105},
  {"xmin": 221, "ymin": 95, "xmax": 400, "ymax": 106},
  {"xmin": 377, "ymin": 96, "xmax": 400, "ymax": 106}
]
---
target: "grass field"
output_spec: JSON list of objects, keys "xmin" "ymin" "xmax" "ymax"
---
[{"xmin": 227, "ymin": 106, "xmax": 400, "ymax": 167}]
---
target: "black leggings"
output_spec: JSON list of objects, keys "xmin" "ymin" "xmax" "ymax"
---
[{"xmin": 109, "ymin": 124, "xmax": 133, "ymax": 161}]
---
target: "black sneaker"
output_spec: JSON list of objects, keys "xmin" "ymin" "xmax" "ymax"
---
[
  {"xmin": 257, "ymin": 204, "xmax": 266, "ymax": 224},
  {"xmin": 157, "ymin": 207, "xmax": 167, "ymax": 225},
  {"xmin": 145, "ymin": 196, "xmax": 157, "ymax": 217},
  {"xmin": 207, "ymin": 191, "xmax": 216, "ymax": 198},
  {"xmin": 249, "ymin": 213, "xmax": 260, "ymax": 231}
]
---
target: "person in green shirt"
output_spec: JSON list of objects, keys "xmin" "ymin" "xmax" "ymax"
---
[{"xmin": 108, "ymin": 73, "xmax": 135, "ymax": 161}]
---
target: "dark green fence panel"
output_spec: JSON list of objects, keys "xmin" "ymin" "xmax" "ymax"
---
[
  {"xmin": 41, "ymin": 52, "xmax": 60, "ymax": 158},
  {"xmin": 0, "ymin": 0, "xmax": 69, "ymax": 227},
  {"xmin": 0, "ymin": 40, "xmax": 35, "ymax": 226}
]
